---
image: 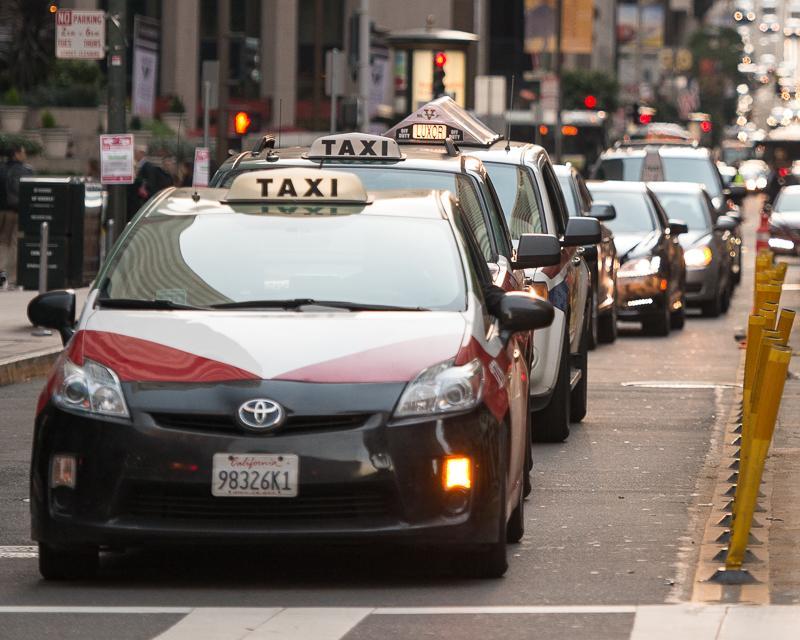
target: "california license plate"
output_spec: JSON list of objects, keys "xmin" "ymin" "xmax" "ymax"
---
[{"xmin": 211, "ymin": 454, "xmax": 299, "ymax": 497}]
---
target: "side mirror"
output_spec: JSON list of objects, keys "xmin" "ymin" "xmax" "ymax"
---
[
  {"xmin": 589, "ymin": 202, "xmax": 616, "ymax": 221},
  {"xmin": 716, "ymin": 215, "xmax": 738, "ymax": 231},
  {"xmin": 498, "ymin": 293, "xmax": 554, "ymax": 337},
  {"xmin": 27, "ymin": 290, "xmax": 76, "ymax": 345},
  {"xmin": 563, "ymin": 217, "xmax": 602, "ymax": 246},
  {"xmin": 513, "ymin": 233, "xmax": 561, "ymax": 269},
  {"xmin": 667, "ymin": 219, "xmax": 689, "ymax": 236}
]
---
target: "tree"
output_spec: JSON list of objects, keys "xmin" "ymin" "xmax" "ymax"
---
[
  {"xmin": 0, "ymin": 0, "xmax": 55, "ymax": 92},
  {"xmin": 562, "ymin": 70, "xmax": 619, "ymax": 112}
]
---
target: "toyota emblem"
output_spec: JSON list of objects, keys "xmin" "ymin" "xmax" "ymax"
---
[{"xmin": 236, "ymin": 399, "xmax": 285, "ymax": 432}]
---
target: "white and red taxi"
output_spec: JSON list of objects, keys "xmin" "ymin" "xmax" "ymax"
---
[{"xmin": 28, "ymin": 168, "xmax": 557, "ymax": 580}]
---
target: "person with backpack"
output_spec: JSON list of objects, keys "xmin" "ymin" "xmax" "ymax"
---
[
  {"xmin": 0, "ymin": 143, "xmax": 34, "ymax": 288},
  {"xmin": 127, "ymin": 146, "xmax": 174, "ymax": 221}
]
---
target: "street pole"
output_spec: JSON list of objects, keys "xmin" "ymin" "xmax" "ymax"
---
[
  {"xmin": 358, "ymin": 0, "xmax": 370, "ymax": 132},
  {"xmin": 554, "ymin": 0, "xmax": 563, "ymax": 164},
  {"xmin": 330, "ymin": 49, "xmax": 339, "ymax": 134},
  {"xmin": 215, "ymin": 0, "xmax": 231, "ymax": 168},
  {"xmin": 203, "ymin": 80, "xmax": 211, "ymax": 150},
  {"xmin": 106, "ymin": 0, "xmax": 127, "ymax": 232}
]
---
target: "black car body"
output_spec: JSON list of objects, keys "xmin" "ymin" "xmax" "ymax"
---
[{"xmin": 587, "ymin": 181, "xmax": 687, "ymax": 336}]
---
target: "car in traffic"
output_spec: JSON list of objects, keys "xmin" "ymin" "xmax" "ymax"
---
[
  {"xmin": 586, "ymin": 181, "xmax": 687, "ymax": 336},
  {"xmin": 592, "ymin": 143, "xmax": 743, "ymax": 283},
  {"xmin": 28, "ymin": 168, "xmax": 559, "ymax": 580},
  {"xmin": 649, "ymin": 182, "xmax": 739, "ymax": 316},
  {"xmin": 768, "ymin": 184, "xmax": 800, "ymax": 255},
  {"xmin": 555, "ymin": 163, "xmax": 619, "ymax": 347}
]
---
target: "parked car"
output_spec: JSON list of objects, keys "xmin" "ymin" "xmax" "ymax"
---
[
  {"xmin": 768, "ymin": 184, "xmax": 800, "ymax": 255},
  {"xmin": 555, "ymin": 163, "xmax": 619, "ymax": 346},
  {"xmin": 587, "ymin": 181, "xmax": 687, "ymax": 336},
  {"xmin": 649, "ymin": 182, "xmax": 738, "ymax": 316}
]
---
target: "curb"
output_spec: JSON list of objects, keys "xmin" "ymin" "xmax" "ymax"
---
[{"xmin": 0, "ymin": 348, "xmax": 61, "ymax": 387}]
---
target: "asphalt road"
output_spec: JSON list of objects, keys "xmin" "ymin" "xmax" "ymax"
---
[{"xmin": 0, "ymin": 199, "xmax": 760, "ymax": 639}]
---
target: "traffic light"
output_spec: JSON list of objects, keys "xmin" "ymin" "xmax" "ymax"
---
[
  {"xmin": 700, "ymin": 120, "xmax": 712, "ymax": 134},
  {"xmin": 583, "ymin": 94, "xmax": 597, "ymax": 109},
  {"xmin": 433, "ymin": 51, "xmax": 446, "ymax": 98},
  {"xmin": 638, "ymin": 106, "xmax": 655, "ymax": 125},
  {"xmin": 234, "ymin": 111, "xmax": 252, "ymax": 135}
]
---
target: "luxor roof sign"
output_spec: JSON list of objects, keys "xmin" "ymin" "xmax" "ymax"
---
[
  {"xmin": 384, "ymin": 96, "xmax": 502, "ymax": 147},
  {"xmin": 227, "ymin": 169, "xmax": 368, "ymax": 204},
  {"xmin": 306, "ymin": 133, "xmax": 404, "ymax": 161}
]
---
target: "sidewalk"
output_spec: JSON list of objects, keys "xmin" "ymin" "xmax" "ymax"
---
[{"xmin": 0, "ymin": 287, "xmax": 88, "ymax": 386}]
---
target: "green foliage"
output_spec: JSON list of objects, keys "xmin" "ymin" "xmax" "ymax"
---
[
  {"xmin": 1, "ymin": 88, "xmax": 23, "ymax": 106},
  {"xmin": 0, "ymin": 0, "xmax": 54, "ymax": 91},
  {"xmin": 166, "ymin": 95, "xmax": 186, "ymax": 114},
  {"xmin": 23, "ymin": 60, "xmax": 104, "ymax": 107},
  {"xmin": 130, "ymin": 116, "xmax": 143, "ymax": 131},
  {"xmin": 0, "ymin": 133, "xmax": 42, "ymax": 156},
  {"xmin": 145, "ymin": 119, "xmax": 176, "ymax": 137},
  {"xmin": 562, "ymin": 70, "xmax": 619, "ymax": 112},
  {"xmin": 40, "ymin": 110, "xmax": 56, "ymax": 129}
]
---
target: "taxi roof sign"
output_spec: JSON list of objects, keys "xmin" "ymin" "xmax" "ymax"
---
[
  {"xmin": 384, "ymin": 96, "xmax": 502, "ymax": 147},
  {"xmin": 306, "ymin": 133, "xmax": 404, "ymax": 161},
  {"xmin": 226, "ymin": 169, "xmax": 368, "ymax": 204}
]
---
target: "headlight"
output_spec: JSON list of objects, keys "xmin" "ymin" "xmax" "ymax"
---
[
  {"xmin": 684, "ymin": 245, "xmax": 713, "ymax": 268},
  {"xmin": 618, "ymin": 256, "xmax": 661, "ymax": 278},
  {"xmin": 746, "ymin": 179, "xmax": 757, "ymax": 190},
  {"xmin": 756, "ymin": 176, "xmax": 767, "ymax": 189},
  {"xmin": 52, "ymin": 357, "xmax": 129, "ymax": 418},
  {"xmin": 394, "ymin": 358, "xmax": 484, "ymax": 418}
]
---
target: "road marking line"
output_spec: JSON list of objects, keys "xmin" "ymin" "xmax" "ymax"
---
[
  {"xmin": 629, "ymin": 604, "xmax": 726, "ymax": 640},
  {"xmin": 0, "ymin": 546, "xmax": 37, "ymax": 559},
  {"xmin": 154, "ymin": 608, "xmax": 281, "ymax": 640},
  {"xmin": 719, "ymin": 606, "xmax": 800, "ymax": 640},
  {"xmin": 243, "ymin": 608, "xmax": 372, "ymax": 640},
  {"xmin": 372, "ymin": 605, "xmax": 638, "ymax": 614}
]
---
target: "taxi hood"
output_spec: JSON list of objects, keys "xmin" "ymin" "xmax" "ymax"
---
[{"xmin": 74, "ymin": 308, "xmax": 468, "ymax": 384}]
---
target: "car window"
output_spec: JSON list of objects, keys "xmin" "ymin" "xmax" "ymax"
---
[
  {"xmin": 661, "ymin": 157, "xmax": 722, "ymax": 198},
  {"xmin": 653, "ymin": 191, "xmax": 712, "ymax": 231},
  {"xmin": 477, "ymin": 177, "xmax": 514, "ymax": 259},
  {"xmin": 456, "ymin": 178, "xmax": 495, "ymax": 262},
  {"xmin": 540, "ymin": 162, "xmax": 568, "ymax": 234},
  {"xmin": 101, "ymin": 207, "xmax": 467, "ymax": 311},
  {"xmin": 586, "ymin": 189, "xmax": 657, "ymax": 234},
  {"xmin": 557, "ymin": 174, "xmax": 580, "ymax": 217},
  {"xmin": 575, "ymin": 172, "xmax": 594, "ymax": 211},
  {"xmin": 483, "ymin": 162, "xmax": 544, "ymax": 238},
  {"xmin": 595, "ymin": 157, "xmax": 645, "ymax": 180},
  {"xmin": 775, "ymin": 189, "xmax": 800, "ymax": 211}
]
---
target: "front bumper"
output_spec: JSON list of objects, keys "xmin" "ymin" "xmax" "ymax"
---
[
  {"xmin": 31, "ymin": 385, "xmax": 507, "ymax": 549},
  {"xmin": 769, "ymin": 229, "xmax": 800, "ymax": 255},
  {"xmin": 684, "ymin": 265, "xmax": 719, "ymax": 304},
  {"xmin": 616, "ymin": 275, "xmax": 667, "ymax": 320}
]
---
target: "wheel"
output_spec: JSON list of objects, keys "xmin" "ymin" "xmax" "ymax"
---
[
  {"xmin": 721, "ymin": 278, "xmax": 732, "ymax": 314},
  {"xmin": 569, "ymin": 326, "xmax": 588, "ymax": 423},
  {"xmin": 506, "ymin": 478, "xmax": 525, "ymax": 543},
  {"xmin": 597, "ymin": 303, "xmax": 617, "ymax": 344},
  {"xmin": 38, "ymin": 543, "xmax": 98, "ymax": 580},
  {"xmin": 523, "ymin": 407, "xmax": 533, "ymax": 497},
  {"xmin": 587, "ymin": 286, "xmax": 598, "ymax": 351},
  {"xmin": 701, "ymin": 287, "xmax": 722, "ymax": 318},
  {"xmin": 532, "ymin": 326, "xmax": 570, "ymax": 442},
  {"xmin": 670, "ymin": 297, "xmax": 685, "ymax": 330},
  {"xmin": 643, "ymin": 297, "xmax": 671, "ymax": 336},
  {"xmin": 733, "ymin": 248, "xmax": 742, "ymax": 285}
]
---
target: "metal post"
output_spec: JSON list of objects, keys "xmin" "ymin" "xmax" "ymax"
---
[
  {"xmin": 203, "ymin": 80, "xmax": 211, "ymax": 150},
  {"xmin": 358, "ymin": 0, "xmax": 370, "ymax": 132},
  {"xmin": 215, "ymin": 0, "xmax": 231, "ymax": 168},
  {"xmin": 32, "ymin": 222, "xmax": 52, "ymax": 337},
  {"xmin": 106, "ymin": 219, "xmax": 115, "ymax": 260},
  {"xmin": 107, "ymin": 0, "xmax": 128, "ymax": 232},
  {"xmin": 330, "ymin": 48, "xmax": 339, "ymax": 134},
  {"xmin": 553, "ymin": 0, "xmax": 563, "ymax": 164}
]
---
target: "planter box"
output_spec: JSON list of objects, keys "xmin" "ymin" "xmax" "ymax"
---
[
  {"xmin": 0, "ymin": 106, "xmax": 29, "ymax": 133},
  {"xmin": 40, "ymin": 128, "xmax": 71, "ymax": 158},
  {"xmin": 160, "ymin": 112, "xmax": 186, "ymax": 133}
]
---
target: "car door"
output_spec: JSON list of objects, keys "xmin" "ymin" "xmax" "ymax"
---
[
  {"xmin": 576, "ymin": 171, "xmax": 617, "ymax": 308},
  {"xmin": 648, "ymin": 189, "xmax": 684, "ymax": 306},
  {"xmin": 702, "ymin": 191, "xmax": 732, "ymax": 278}
]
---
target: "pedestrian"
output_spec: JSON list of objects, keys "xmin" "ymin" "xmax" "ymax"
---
[
  {"xmin": 0, "ymin": 143, "xmax": 34, "ymax": 288},
  {"xmin": 178, "ymin": 159, "xmax": 194, "ymax": 187},
  {"xmin": 127, "ymin": 146, "xmax": 173, "ymax": 221},
  {"xmin": 86, "ymin": 158, "xmax": 101, "ymax": 181}
]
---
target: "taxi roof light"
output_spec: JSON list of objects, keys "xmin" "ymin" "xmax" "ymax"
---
[
  {"xmin": 226, "ymin": 168, "xmax": 369, "ymax": 205},
  {"xmin": 444, "ymin": 456, "xmax": 472, "ymax": 490},
  {"xmin": 306, "ymin": 133, "xmax": 404, "ymax": 161}
]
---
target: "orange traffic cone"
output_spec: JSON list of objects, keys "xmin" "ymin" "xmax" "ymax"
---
[{"xmin": 756, "ymin": 208, "xmax": 771, "ymax": 254}]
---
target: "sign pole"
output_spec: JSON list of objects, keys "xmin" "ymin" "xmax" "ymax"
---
[
  {"xmin": 215, "ymin": 0, "xmax": 231, "ymax": 168},
  {"xmin": 203, "ymin": 80, "xmax": 211, "ymax": 150},
  {"xmin": 107, "ymin": 0, "xmax": 128, "ymax": 232},
  {"xmin": 554, "ymin": 0, "xmax": 563, "ymax": 164}
]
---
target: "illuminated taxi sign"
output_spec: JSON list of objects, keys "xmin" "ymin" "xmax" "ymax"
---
[
  {"xmin": 384, "ymin": 96, "xmax": 501, "ymax": 147},
  {"xmin": 306, "ymin": 133, "xmax": 404, "ymax": 160},
  {"xmin": 226, "ymin": 169, "xmax": 368, "ymax": 204}
]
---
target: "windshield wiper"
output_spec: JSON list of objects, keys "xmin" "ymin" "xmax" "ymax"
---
[
  {"xmin": 97, "ymin": 297, "xmax": 209, "ymax": 311},
  {"xmin": 209, "ymin": 299, "xmax": 429, "ymax": 311}
]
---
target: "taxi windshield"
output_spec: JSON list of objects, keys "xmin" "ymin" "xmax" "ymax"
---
[{"xmin": 99, "ymin": 208, "xmax": 467, "ymax": 311}]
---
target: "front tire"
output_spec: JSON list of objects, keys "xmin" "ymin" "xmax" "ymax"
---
[
  {"xmin": 643, "ymin": 297, "xmax": 671, "ymax": 336},
  {"xmin": 38, "ymin": 543, "xmax": 98, "ymax": 580},
  {"xmin": 569, "ymin": 326, "xmax": 588, "ymax": 423},
  {"xmin": 670, "ymin": 297, "xmax": 686, "ymax": 330},
  {"xmin": 532, "ymin": 326, "xmax": 570, "ymax": 442},
  {"xmin": 587, "ymin": 286, "xmax": 598, "ymax": 350}
]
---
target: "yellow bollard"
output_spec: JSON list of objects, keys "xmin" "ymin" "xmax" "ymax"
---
[
  {"xmin": 754, "ymin": 283, "xmax": 781, "ymax": 313},
  {"xmin": 774, "ymin": 261, "xmax": 788, "ymax": 282},
  {"xmin": 726, "ymin": 346, "xmax": 792, "ymax": 570},
  {"xmin": 758, "ymin": 308, "xmax": 778, "ymax": 332},
  {"xmin": 776, "ymin": 309, "xmax": 796, "ymax": 346}
]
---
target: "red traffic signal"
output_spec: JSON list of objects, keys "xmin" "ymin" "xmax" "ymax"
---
[
  {"xmin": 583, "ymin": 94, "xmax": 597, "ymax": 109},
  {"xmin": 434, "ymin": 51, "xmax": 447, "ymax": 68},
  {"xmin": 700, "ymin": 120, "xmax": 712, "ymax": 133},
  {"xmin": 638, "ymin": 113, "xmax": 653, "ymax": 125},
  {"xmin": 234, "ymin": 111, "xmax": 252, "ymax": 135}
]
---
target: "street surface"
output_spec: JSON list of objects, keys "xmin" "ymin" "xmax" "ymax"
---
[{"xmin": 0, "ymin": 197, "xmax": 795, "ymax": 639}]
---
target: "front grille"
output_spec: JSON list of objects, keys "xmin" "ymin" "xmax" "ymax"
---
[
  {"xmin": 151, "ymin": 412, "xmax": 371, "ymax": 434},
  {"xmin": 686, "ymin": 281, "xmax": 703, "ymax": 293},
  {"xmin": 121, "ymin": 484, "xmax": 392, "ymax": 522}
]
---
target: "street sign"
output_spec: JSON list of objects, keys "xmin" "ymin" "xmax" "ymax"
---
[
  {"xmin": 192, "ymin": 148, "xmax": 210, "ymax": 188},
  {"xmin": 100, "ymin": 134, "xmax": 135, "ymax": 185},
  {"xmin": 55, "ymin": 10, "xmax": 105, "ymax": 60}
]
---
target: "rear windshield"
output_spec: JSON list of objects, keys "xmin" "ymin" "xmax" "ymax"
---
[
  {"xmin": 652, "ymin": 191, "xmax": 711, "ymax": 232},
  {"xmin": 587, "ymin": 189, "xmax": 656, "ymax": 234},
  {"xmin": 594, "ymin": 157, "xmax": 644, "ymax": 180},
  {"xmin": 661, "ymin": 158, "xmax": 722, "ymax": 198},
  {"xmin": 100, "ymin": 208, "xmax": 467, "ymax": 311},
  {"xmin": 775, "ymin": 190, "xmax": 800, "ymax": 212}
]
